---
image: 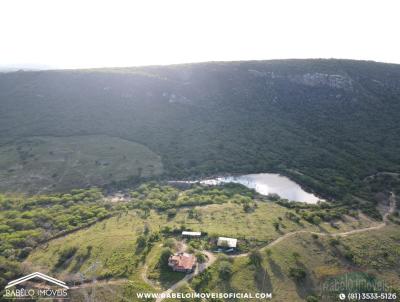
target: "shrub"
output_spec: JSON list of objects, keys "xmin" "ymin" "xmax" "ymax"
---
[
  {"xmin": 217, "ymin": 254, "xmax": 232, "ymax": 263},
  {"xmin": 218, "ymin": 261, "xmax": 233, "ymax": 280},
  {"xmin": 329, "ymin": 238, "xmax": 340, "ymax": 246},
  {"xmin": 285, "ymin": 212, "xmax": 301, "ymax": 223},
  {"xmin": 136, "ymin": 235, "xmax": 147, "ymax": 249},
  {"xmin": 306, "ymin": 295, "xmax": 319, "ymax": 302},
  {"xmin": 289, "ymin": 267, "xmax": 306, "ymax": 281},
  {"xmin": 249, "ymin": 250, "xmax": 263, "ymax": 267},
  {"xmin": 55, "ymin": 246, "xmax": 78, "ymax": 268},
  {"xmin": 292, "ymin": 252, "xmax": 300, "ymax": 261},
  {"xmin": 312, "ymin": 215, "xmax": 322, "ymax": 225},
  {"xmin": 159, "ymin": 248, "xmax": 173, "ymax": 267},
  {"xmin": 163, "ymin": 238, "xmax": 176, "ymax": 249},
  {"xmin": 166, "ymin": 209, "xmax": 177, "ymax": 218},
  {"xmin": 196, "ymin": 252, "xmax": 207, "ymax": 263},
  {"xmin": 18, "ymin": 247, "xmax": 33, "ymax": 259},
  {"xmin": 343, "ymin": 250, "xmax": 355, "ymax": 263}
]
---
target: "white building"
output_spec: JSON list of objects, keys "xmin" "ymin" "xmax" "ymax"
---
[
  {"xmin": 217, "ymin": 237, "xmax": 237, "ymax": 248},
  {"xmin": 182, "ymin": 231, "xmax": 201, "ymax": 237}
]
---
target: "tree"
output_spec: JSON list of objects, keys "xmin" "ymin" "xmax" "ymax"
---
[
  {"xmin": 159, "ymin": 248, "xmax": 173, "ymax": 267},
  {"xmin": 312, "ymin": 215, "xmax": 322, "ymax": 225},
  {"xmin": 267, "ymin": 193, "xmax": 280, "ymax": 201},
  {"xmin": 289, "ymin": 267, "xmax": 306, "ymax": 281},
  {"xmin": 329, "ymin": 238, "xmax": 340, "ymax": 246},
  {"xmin": 166, "ymin": 209, "xmax": 177, "ymax": 218},
  {"xmin": 218, "ymin": 261, "xmax": 233, "ymax": 280},
  {"xmin": 243, "ymin": 203, "xmax": 252, "ymax": 213},
  {"xmin": 193, "ymin": 269, "xmax": 212, "ymax": 291},
  {"xmin": 249, "ymin": 250, "xmax": 263, "ymax": 267},
  {"xmin": 272, "ymin": 221, "xmax": 280, "ymax": 231},
  {"xmin": 136, "ymin": 235, "xmax": 147, "ymax": 249},
  {"xmin": 143, "ymin": 223, "xmax": 150, "ymax": 235},
  {"xmin": 292, "ymin": 252, "xmax": 300, "ymax": 261},
  {"xmin": 163, "ymin": 238, "xmax": 176, "ymax": 249},
  {"xmin": 196, "ymin": 252, "xmax": 207, "ymax": 263},
  {"xmin": 148, "ymin": 232, "xmax": 160, "ymax": 243}
]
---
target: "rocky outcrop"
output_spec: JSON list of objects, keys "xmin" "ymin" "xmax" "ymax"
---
[
  {"xmin": 289, "ymin": 73, "xmax": 353, "ymax": 90},
  {"xmin": 248, "ymin": 69, "xmax": 353, "ymax": 91}
]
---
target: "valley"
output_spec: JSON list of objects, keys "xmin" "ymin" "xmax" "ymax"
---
[
  {"xmin": 16, "ymin": 186, "xmax": 398, "ymax": 301},
  {"xmin": 0, "ymin": 59, "xmax": 400, "ymax": 301}
]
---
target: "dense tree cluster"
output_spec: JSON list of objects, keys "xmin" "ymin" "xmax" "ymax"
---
[
  {"xmin": 0, "ymin": 188, "xmax": 110, "ymax": 261},
  {"xmin": 128, "ymin": 183, "xmax": 255, "ymax": 211}
]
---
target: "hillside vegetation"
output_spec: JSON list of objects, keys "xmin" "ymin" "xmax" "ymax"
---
[
  {"xmin": 18, "ymin": 185, "xmax": 399, "ymax": 302},
  {"xmin": 0, "ymin": 135, "xmax": 162, "ymax": 193},
  {"xmin": 0, "ymin": 59, "xmax": 399, "ymax": 200},
  {"xmin": 189, "ymin": 226, "xmax": 400, "ymax": 302}
]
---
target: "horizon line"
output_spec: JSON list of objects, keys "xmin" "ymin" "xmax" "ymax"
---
[{"xmin": 1, "ymin": 57, "xmax": 400, "ymax": 73}]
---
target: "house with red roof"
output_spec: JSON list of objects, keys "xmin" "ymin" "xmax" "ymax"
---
[{"xmin": 168, "ymin": 252, "xmax": 197, "ymax": 273}]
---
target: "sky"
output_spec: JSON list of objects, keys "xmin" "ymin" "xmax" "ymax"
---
[{"xmin": 1, "ymin": 0, "xmax": 400, "ymax": 69}]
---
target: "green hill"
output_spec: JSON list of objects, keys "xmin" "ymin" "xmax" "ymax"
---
[
  {"xmin": 1, "ymin": 59, "xmax": 400, "ymax": 302},
  {"xmin": 0, "ymin": 59, "xmax": 399, "ymax": 198}
]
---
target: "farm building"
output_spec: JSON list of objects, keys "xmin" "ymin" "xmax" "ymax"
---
[
  {"xmin": 182, "ymin": 231, "xmax": 201, "ymax": 237},
  {"xmin": 217, "ymin": 237, "xmax": 237, "ymax": 248},
  {"xmin": 168, "ymin": 253, "xmax": 197, "ymax": 273}
]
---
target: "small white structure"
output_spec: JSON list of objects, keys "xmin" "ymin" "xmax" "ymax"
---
[
  {"xmin": 182, "ymin": 231, "xmax": 201, "ymax": 237},
  {"xmin": 217, "ymin": 237, "xmax": 237, "ymax": 248}
]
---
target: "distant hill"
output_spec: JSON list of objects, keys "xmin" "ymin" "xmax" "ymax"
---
[
  {"xmin": 0, "ymin": 64, "xmax": 53, "ymax": 72},
  {"xmin": 0, "ymin": 59, "xmax": 399, "ymax": 197}
]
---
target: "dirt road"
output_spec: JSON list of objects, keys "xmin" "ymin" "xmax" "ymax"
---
[{"xmin": 233, "ymin": 192, "xmax": 396, "ymax": 258}]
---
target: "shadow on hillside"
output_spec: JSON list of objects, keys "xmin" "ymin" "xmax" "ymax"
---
[
  {"xmin": 70, "ymin": 246, "xmax": 93, "ymax": 273},
  {"xmin": 149, "ymin": 264, "xmax": 186, "ymax": 289},
  {"xmin": 293, "ymin": 262, "xmax": 316, "ymax": 299},
  {"xmin": 254, "ymin": 266, "xmax": 273, "ymax": 293},
  {"xmin": 312, "ymin": 238, "xmax": 326, "ymax": 251},
  {"xmin": 317, "ymin": 224, "xmax": 328, "ymax": 233},
  {"xmin": 52, "ymin": 247, "xmax": 78, "ymax": 273},
  {"xmin": 267, "ymin": 258, "xmax": 284, "ymax": 280}
]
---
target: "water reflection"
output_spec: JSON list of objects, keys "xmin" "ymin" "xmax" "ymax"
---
[{"xmin": 199, "ymin": 173, "xmax": 323, "ymax": 204}]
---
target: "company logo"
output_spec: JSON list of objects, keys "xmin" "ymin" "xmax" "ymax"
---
[
  {"xmin": 3, "ymin": 272, "xmax": 69, "ymax": 299},
  {"xmin": 319, "ymin": 269, "xmax": 393, "ymax": 300}
]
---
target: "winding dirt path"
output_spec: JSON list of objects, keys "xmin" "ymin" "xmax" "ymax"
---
[
  {"xmin": 141, "ymin": 264, "xmax": 162, "ymax": 290},
  {"xmin": 69, "ymin": 278, "xmax": 127, "ymax": 290},
  {"xmin": 232, "ymin": 192, "xmax": 396, "ymax": 258}
]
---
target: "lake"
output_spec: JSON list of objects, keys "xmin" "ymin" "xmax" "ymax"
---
[{"xmin": 198, "ymin": 173, "xmax": 323, "ymax": 204}]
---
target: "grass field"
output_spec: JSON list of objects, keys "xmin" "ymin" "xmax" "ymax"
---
[
  {"xmin": 26, "ymin": 212, "xmax": 146, "ymax": 280},
  {"xmin": 0, "ymin": 135, "xmax": 162, "ymax": 193},
  {"xmin": 161, "ymin": 202, "xmax": 377, "ymax": 243},
  {"xmin": 25, "ymin": 198, "xmax": 384, "ymax": 301},
  {"xmin": 189, "ymin": 225, "xmax": 400, "ymax": 302}
]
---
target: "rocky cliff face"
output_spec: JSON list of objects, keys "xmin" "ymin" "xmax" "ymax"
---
[
  {"xmin": 247, "ymin": 69, "xmax": 353, "ymax": 90},
  {"xmin": 289, "ymin": 73, "xmax": 353, "ymax": 90}
]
